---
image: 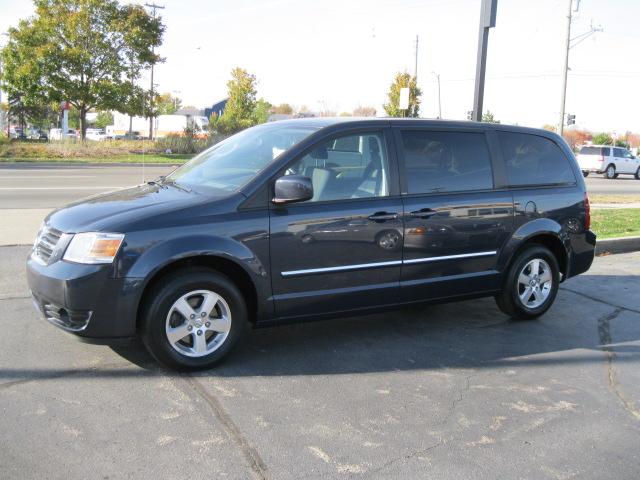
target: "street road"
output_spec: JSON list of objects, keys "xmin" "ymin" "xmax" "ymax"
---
[
  {"xmin": 0, "ymin": 163, "xmax": 638, "ymax": 246},
  {"xmin": 1, "ymin": 247, "xmax": 638, "ymax": 479},
  {"xmin": 0, "ymin": 164, "xmax": 638, "ymax": 210},
  {"xmin": 584, "ymin": 174, "xmax": 640, "ymax": 195},
  {"xmin": 0, "ymin": 163, "xmax": 176, "ymax": 209}
]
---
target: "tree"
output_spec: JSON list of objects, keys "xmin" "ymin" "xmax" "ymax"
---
[
  {"xmin": 481, "ymin": 111, "xmax": 500, "ymax": 123},
  {"xmin": 542, "ymin": 124, "xmax": 556, "ymax": 132},
  {"xmin": 271, "ymin": 103, "xmax": 293, "ymax": 115},
  {"xmin": 252, "ymin": 98, "xmax": 272, "ymax": 125},
  {"xmin": 214, "ymin": 67, "xmax": 258, "ymax": 135},
  {"xmin": 0, "ymin": 0, "xmax": 164, "ymax": 139},
  {"xmin": 592, "ymin": 132, "xmax": 612, "ymax": 145},
  {"xmin": 94, "ymin": 111, "xmax": 114, "ymax": 129},
  {"xmin": 353, "ymin": 106, "xmax": 376, "ymax": 117},
  {"xmin": 383, "ymin": 71, "xmax": 421, "ymax": 117},
  {"xmin": 562, "ymin": 129, "xmax": 591, "ymax": 150},
  {"xmin": 155, "ymin": 92, "xmax": 182, "ymax": 115}
]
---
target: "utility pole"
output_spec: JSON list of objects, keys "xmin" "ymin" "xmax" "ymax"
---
[
  {"xmin": 414, "ymin": 35, "xmax": 419, "ymax": 80},
  {"xmin": 558, "ymin": 0, "xmax": 574, "ymax": 136},
  {"xmin": 0, "ymin": 32, "xmax": 9, "ymax": 135},
  {"xmin": 472, "ymin": 0, "xmax": 498, "ymax": 122},
  {"xmin": 145, "ymin": 2, "xmax": 164, "ymax": 140},
  {"xmin": 431, "ymin": 71, "xmax": 442, "ymax": 119}
]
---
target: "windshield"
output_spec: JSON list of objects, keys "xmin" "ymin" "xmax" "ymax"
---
[{"xmin": 166, "ymin": 123, "xmax": 318, "ymax": 193}]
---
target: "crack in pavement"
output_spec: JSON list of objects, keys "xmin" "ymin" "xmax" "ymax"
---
[
  {"xmin": 597, "ymin": 308, "xmax": 640, "ymax": 421},
  {"xmin": 561, "ymin": 287, "xmax": 640, "ymax": 315},
  {"xmin": 182, "ymin": 375, "xmax": 269, "ymax": 480}
]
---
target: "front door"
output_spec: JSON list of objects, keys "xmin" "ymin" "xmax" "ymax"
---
[
  {"xmin": 269, "ymin": 130, "xmax": 403, "ymax": 318},
  {"xmin": 395, "ymin": 128, "xmax": 514, "ymax": 302}
]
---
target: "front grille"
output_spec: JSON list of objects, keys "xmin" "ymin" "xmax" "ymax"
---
[{"xmin": 34, "ymin": 226, "xmax": 63, "ymax": 264}]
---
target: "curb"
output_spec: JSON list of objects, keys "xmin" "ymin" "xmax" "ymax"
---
[{"xmin": 596, "ymin": 236, "xmax": 640, "ymax": 255}]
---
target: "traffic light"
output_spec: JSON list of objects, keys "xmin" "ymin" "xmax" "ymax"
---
[
  {"xmin": 467, "ymin": 110, "xmax": 474, "ymax": 121},
  {"xmin": 567, "ymin": 114, "xmax": 575, "ymax": 126}
]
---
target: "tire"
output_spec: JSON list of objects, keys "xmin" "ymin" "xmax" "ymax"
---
[
  {"xmin": 582, "ymin": 171, "xmax": 589, "ymax": 177},
  {"xmin": 141, "ymin": 268, "xmax": 248, "ymax": 370},
  {"xmin": 495, "ymin": 245, "xmax": 560, "ymax": 320},
  {"xmin": 635, "ymin": 168, "xmax": 640, "ymax": 180},
  {"xmin": 604, "ymin": 164, "xmax": 616, "ymax": 179}
]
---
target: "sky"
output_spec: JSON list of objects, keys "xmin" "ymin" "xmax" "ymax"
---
[{"xmin": 1, "ymin": 0, "xmax": 640, "ymax": 132}]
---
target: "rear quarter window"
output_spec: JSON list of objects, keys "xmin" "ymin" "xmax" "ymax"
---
[
  {"xmin": 579, "ymin": 146, "xmax": 603, "ymax": 155},
  {"xmin": 498, "ymin": 132, "xmax": 576, "ymax": 186}
]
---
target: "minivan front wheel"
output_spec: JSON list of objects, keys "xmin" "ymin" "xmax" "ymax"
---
[
  {"xmin": 495, "ymin": 246, "xmax": 559, "ymax": 320},
  {"xmin": 141, "ymin": 268, "xmax": 248, "ymax": 370}
]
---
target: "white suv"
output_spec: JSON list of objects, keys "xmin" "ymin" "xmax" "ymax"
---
[{"xmin": 577, "ymin": 145, "xmax": 640, "ymax": 179}]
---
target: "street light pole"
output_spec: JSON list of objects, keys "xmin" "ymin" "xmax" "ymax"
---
[{"xmin": 472, "ymin": 0, "xmax": 498, "ymax": 122}]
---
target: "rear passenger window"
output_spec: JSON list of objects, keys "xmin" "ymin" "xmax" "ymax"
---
[
  {"xmin": 498, "ymin": 132, "xmax": 576, "ymax": 186},
  {"xmin": 400, "ymin": 131, "xmax": 493, "ymax": 194}
]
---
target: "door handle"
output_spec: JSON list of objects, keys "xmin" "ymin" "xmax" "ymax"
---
[
  {"xmin": 410, "ymin": 208, "xmax": 437, "ymax": 219},
  {"xmin": 368, "ymin": 211, "xmax": 398, "ymax": 222}
]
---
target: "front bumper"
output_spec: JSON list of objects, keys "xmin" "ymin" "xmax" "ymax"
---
[{"xmin": 27, "ymin": 255, "xmax": 143, "ymax": 343}]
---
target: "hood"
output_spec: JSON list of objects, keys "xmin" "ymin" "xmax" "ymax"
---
[{"xmin": 46, "ymin": 183, "xmax": 229, "ymax": 233}]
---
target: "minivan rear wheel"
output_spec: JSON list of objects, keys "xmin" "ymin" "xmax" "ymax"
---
[
  {"xmin": 495, "ymin": 245, "xmax": 559, "ymax": 320},
  {"xmin": 604, "ymin": 164, "xmax": 616, "ymax": 179},
  {"xmin": 141, "ymin": 268, "xmax": 248, "ymax": 370}
]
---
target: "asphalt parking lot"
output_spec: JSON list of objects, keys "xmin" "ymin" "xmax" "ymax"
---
[{"xmin": 1, "ymin": 245, "xmax": 639, "ymax": 479}]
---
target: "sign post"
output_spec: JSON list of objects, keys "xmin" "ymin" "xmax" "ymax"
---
[{"xmin": 399, "ymin": 87, "xmax": 410, "ymax": 117}]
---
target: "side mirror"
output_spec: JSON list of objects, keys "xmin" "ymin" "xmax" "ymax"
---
[{"xmin": 272, "ymin": 175, "xmax": 313, "ymax": 205}]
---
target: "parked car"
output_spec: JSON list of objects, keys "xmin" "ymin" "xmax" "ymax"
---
[
  {"xmin": 9, "ymin": 127, "xmax": 26, "ymax": 140},
  {"xmin": 577, "ymin": 144, "xmax": 640, "ymax": 179},
  {"xmin": 28, "ymin": 129, "xmax": 49, "ymax": 141},
  {"xmin": 48, "ymin": 128, "xmax": 78, "ymax": 140},
  {"xmin": 27, "ymin": 119, "xmax": 596, "ymax": 370},
  {"xmin": 85, "ymin": 128, "xmax": 107, "ymax": 141},
  {"xmin": 114, "ymin": 131, "xmax": 142, "ymax": 140}
]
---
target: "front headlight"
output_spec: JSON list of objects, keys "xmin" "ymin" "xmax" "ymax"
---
[{"xmin": 63, "ymin": 232, "xmax": 125, "ymax": 264}]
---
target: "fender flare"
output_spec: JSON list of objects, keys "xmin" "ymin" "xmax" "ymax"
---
[{"xmin": 497, "ymin": 218, "xmax": 571, "ymax": 275}]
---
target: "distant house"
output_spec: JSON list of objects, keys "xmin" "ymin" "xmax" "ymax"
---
[
  {"xmin": 175, "ymin": 107, "xmax": 204, "ymax": 117},
  {"xmin": 204, "ymin": 98, "xmax": 229, "ymax": 119}
]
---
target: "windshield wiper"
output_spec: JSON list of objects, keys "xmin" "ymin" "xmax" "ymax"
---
[
  {"xmin": 163, "ymin": 178, "xmax": 192, "ymax": 193},
  {"xmin": 147, "ymin": 175, "xmax": 167, "ymax": 188}
]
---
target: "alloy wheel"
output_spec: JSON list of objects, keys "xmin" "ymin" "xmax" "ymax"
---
[
  {"xmin": 517, "ymin": 258, "xmax": 553, "ymax": 309},
  {"xmin": 165, "ymin": 289, "xmax": 232, "ymax": 357}
]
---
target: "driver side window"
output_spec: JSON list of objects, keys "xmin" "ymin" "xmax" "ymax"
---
[{"xmin": 286, "ymin": 132, "xmax": 389, "ymax": 202}]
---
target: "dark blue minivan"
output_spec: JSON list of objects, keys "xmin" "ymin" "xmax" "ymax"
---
[{"xmin": 27, "ymin": 118, "xmax": 596, "ymax": 369}]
